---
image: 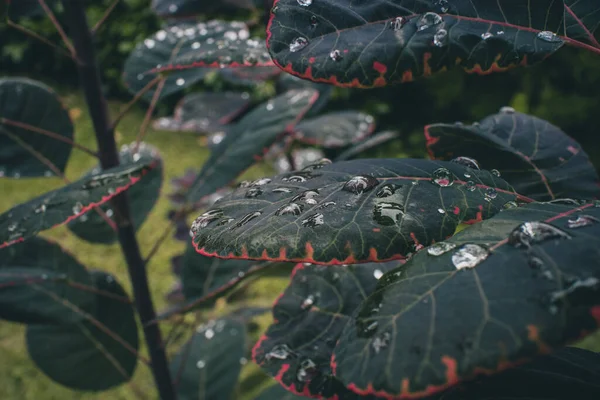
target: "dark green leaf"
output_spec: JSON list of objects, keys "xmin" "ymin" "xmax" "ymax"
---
[
  {"xmin": 0, "ymin": 237, "xmax": 94, "ymax": 324},
  {"xmin": 564, "ymin": 1, "xmax": 600, "ymax": 46},
  {"xmin": 335, "ymin": 131, "xmax": 401, "ymax": 161},
  {"xmin": 170, "ymin": 317, "xmax": 246, "ymax": 400},
  {"xmin": 191, "ymin": 158, "xmax": 520, "ymax": 264},
  {"xmin": 0, "ymin": 77, "xmax": 73, "ymax": 177},
  {"xmin": 187, "ymin": 89, "xmax": 319, "ymax": 203},
  {"xmin": 425, "ymin": 109, "xmax": 600, "ymax": 201},
  {"xmin": 0, "ymin": 158, "xmax": 157, "ymax": 248},
  {"xmin": 333, "ymin": 201, "xmax": 600, "ymax": 398},
  {"xmin": 254, "ymin": 384, "xmax": 312, "ymax": 400},
  {"xmin": 123, "ymin": 21, "xmax": 249, "ymax": 99},
  {"xmin": 266, "ymin": 1, "xmax": 571, "ymax": 87},
  {"xmin": 67, "ymin": 142, "xmax": 163, "ymax": 244},
  {"xmin": 253, "ymin": 261, "xmax": 400, "ymax": 398},
  {"xmin": 277, "ymin": 72, "xmax": 333, "ymax": 117},
  {"xmin": 293, "ymin": 111, "xmax": 375, "ymax": 148},
  {"xmin": 27, "ymin": 271, "xmax": 139, "ymax": 391},
  {"xmin": 151, "ymin": 0, "xmax": 256, "ymax": 18},
  {"xmin": 219, "ymin": 66, "xmax": 282, "ymax": 86}
]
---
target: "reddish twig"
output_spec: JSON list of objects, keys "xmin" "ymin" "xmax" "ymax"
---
[
  {"xmin": 134, "ymin": 78, "xmax": 166, "ymax": 152},
  {"xmin": 112, "ymin": 76, "xmax": 162, "ymax": 130},
  {"xmin": 6, "ymin": 20, "xmax": 74, "ymax": 59},
  {"xmin": 91, "ymin": 0, "xmax": 121, "ymax": 34},
  {"xmin": 38, "ymin": 0, "xmax": 76, "ymax": 57}
]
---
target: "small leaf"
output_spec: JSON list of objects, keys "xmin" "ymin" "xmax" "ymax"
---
[
  {"xmin": 0, "ymin": 237, "xmax": 95, "ymax": 324},
  {"xmin": 170, "ymin": 317, "xmax": 246, "ymax": 400},
  {"xmin": 26, "ymin": 271, "xmax": 138, "ymax": 391},
  {"xmin": 293, "ymin": 111, "xmax": 376, "ymax": 148},
  {"xmin": 0, "ymin": 77, "xmax": 73, "ymax": 177},
  {"xmin": 0, "ymin": 158, "xmax": 157, "ymax": 248},
  {"xmin": 123, "ymin": 21, "xmax": 250, "ymax": 99},
  {"xmin": 253, "ymin": 261, "xmax": 400, "ymax": 398},
  {"xmin": 67, "ymin": 142, "xmax": 163, "ymax": 244},
  {"xmin": 187, "ymin": 89, "xmax": 319, "ymax": 203},
  {"xmin": 333, "ymin": 201, "xmax": 600, "ymax": 398},
  {"xmin": 335, "ymin": 131, "xmax": 401, "ymax": 161},
  {"xmin": 425, "ymin": 110, "xmax": 600, "ymax": 201},
  {"xmin": 191, "ymin": 159, "xmax": 519, "ymax": 264}
]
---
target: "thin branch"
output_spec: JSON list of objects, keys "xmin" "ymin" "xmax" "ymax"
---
[
  {"xmin": 38, "ymin": 0, "xmax": 76, "ymax": 57},
  {"xmin": 134, "ymin": 78, "xmax": 166, "ymax": 152},
  {"xmin": 111, "ymin": 76, "xmax": 162, "ymax": 130},
  {"xmin": 143, "ymin": 220, "xmax": 176, "ymax": 265},
  {"xmin": 0, "ymin": 118, "xmax": 99, "ymax": 158},
  {"xmin": 6, "ymin": 20, "xmax": 74, "ymax": 59},
  {"xmin": 91, "ymin": 0, "xmax": 120, "ymax": 34}
]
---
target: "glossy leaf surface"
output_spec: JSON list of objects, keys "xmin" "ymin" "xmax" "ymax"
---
[
  {"xmin": 27, "ymin": 271, "xmax": 138, "ymax": 391},
  {"xmin": 253, "ymin": 261, "xmax": 400, "ymax": 398},
  {"xmin": 187, "ymin": 89, "xmax": 319, "ymax": 203},
  {"xmin": 123, "ymin": 21, "xmax": 249, "ymax": 99},
  {"xmin": 0, "ymin": 237, "xmax": 94, "ymax": 324},
  {"xmin": 67, "ymin": 143, "xmax": 163, "ymax": 244},
  {"xmin": 335, "ymin": 131, "xmax": 401, "ymax": 162},
  {"xmin": 0, "ymin": 159, "xmax": 157, "ymax": 248},
  {"xmin": 255, "ymin": 384, "xmax": 312, "ymax": 400},
  {"xmin": 0, "ymin": 77, "xmax": 73, "ymax": 177},
  {"xmin": 293, "ymin": 111, "xmax": 376, "ymax": 148},
  {"xmin": 192, "ymin": 158, "xmax": 519, "ymax": 264},
  {"xmin": 266, "ymin": 0, "xmax": 568, "ymax": 87},
  {"xmin": 564, "ymin": 0, "xmax": 600, "ymax": 46},
  {"xmin": 170, "ymin": 317, "xmax": 246, "ymax": 400},
  {"xmin": 334, "ymin": 202, "xmax": 600, "ymax": 398},
  {"xmin": 426, "ymin": 110, "xmax": 600, "ymax": 201}
]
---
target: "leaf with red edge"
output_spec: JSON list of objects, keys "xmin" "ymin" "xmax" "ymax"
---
[
  {"xmin": 186, "ymin": 89, "xmax": 319, "ymax": 204},
  {"xmin": 564, "ymin": 0, "xmax": 600, "ymax": 47},
  {"xmin": 293, "ymin": 111, "xmax": 376, "ymax": 149},
  {"xmin": 0, "ymin": 158, "xmax": 157, "ymax": 248},
  {"xmin": 266, "ymin": 0, "xmax": 570, "ymax": 88},
  {"xmin": 123, "ymin": 20, "xmax": 250, "ymax": 100},
  {"xmin": 0, "ymin": 77, "xmax": 73, "ymax": 178},
  {"xmin": 253, "ymin": 261, "xmax": 400, "ymax": 399},
  {"xmin": 151, "ymin": 0, "xmax": 256, "ymax": 18},
  {"xmin": 335, "ymin": 131, "xmax": 401, "ymax": 162},
  {"xmin": 0, "ymin": 237, "xmax": 95, "ymax": 324},
  {"xmin": 191, "ymin": 158, "xmax": 520, "ymax": 265},
  {"xmin": 425, "ymin": 109, "xmax": 600, "ymax": 201},
  {"xmin": 333, "ymin": 201, "xmax": 600, "ymax": 399},
  {"xmin": 67, "ymin": 142, "xmax": 163, "ymax": 244}
]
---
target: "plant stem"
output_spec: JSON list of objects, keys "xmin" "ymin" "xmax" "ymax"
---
[{"xmin": 60, "ymin": 2, "xmax": 176, "ymax": 399}]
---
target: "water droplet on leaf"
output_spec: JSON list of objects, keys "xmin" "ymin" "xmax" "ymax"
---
[
  {"xmin": 191, "ymin": 209, "xmax": 223, "ymax": 235},
  {"xmin": 373, "ymin": 202, "xmax": 404, "ymax": 226},
  {"xmin": 537, "ymin": 31, "xmax": 562, "ymax": 43},
  {"xmin": 265, "ymin": 344, "xmax": 294, "ymax": 361},
  {"xmin": 427, "ymin": 242, "xmax": 456, "ymax": 256},
  {"xmin": 301, "ymin": 213, "xmax": 324, "ymax": 227},
  {"xmin": 232, "ymin": 211, "xmax": 261, "ymax": 229},
  {"xmin": 296, "ymin": 359, "xmax": 317, "ymax": 382},
  {"xmin": 343, "ymin": 175, "xmax": 379, "ymax": 194},
  {"xmin": 484, "ymin": 187, "xmax": 497, "ymax": 201},
  {"xmin": 245, "ymin": 188, "xmax": 263, "ymax": 198},
  {"xmin": 508, "ymin": 221, "xmax": 571, "ymax": 248},
  {"xmin": 431, "ymin": 168, "xmax": 454, "ymax": 187},
  {"xmin": 72, "ymin": 202, "xmax": 83, "ymax": 215},
  {"xmin": 433, "ymin": 29, "xmax": 448, "ymax": 47},
  {"xmin": 290, "ymin": 37, "xmax": 309, "ymax": 52},
  {"xmin": 373, "ymin": 269, "xmax": 383, "ymax": 279},
  {"xmin": 372, "ymin": 331, "xmax": 391, "ymax": 354},
  {"xmin": 329, "ymin": 49, "xmax": 343, "ymax": 61},
  {"xmin": 276, "ymin": 203, "xmax": 304, "ymax": 216},
  {"xmin": 451, "ymin": 156, "xmax": 479, "ymax": 170},
  {"xmin": 481, "ymin": 32, "xmax": 493, "ymax": 40},
  {"xmin": 376, "ymin": 184, "xmax": 398, "ymax": 198},
  {"xmin": 297, "ymin": 0, "xmax": 312, "ymax": 6},
  {"xmin": 491, "ymin": 169, "xmax": 501, "ymax": 177},
  {"xmin": 417, "ymin": 12, "xmax": 442, "ymax": 31},
  {"xmin": 465, "ymin": 181, "xmax": 476, "ymax": 191},
  {"xmin": 452, "ymin": 244, "xmax": 489, "ymax": 270},
  {"xmin": 566, "ymin": 215, "xmax": 599, "ymax": 229}
]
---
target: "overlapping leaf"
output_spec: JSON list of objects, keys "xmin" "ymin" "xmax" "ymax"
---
[
  {"xmin": 170, "ymin": 317, "xmax": 246, "ymax": 400},
  {"xmin": 253, "ymin": 261, "xmax": 400, "ymax": 398},
  {"xmin": 0, "ymin": 158, "xmax": 157, "ymax": 248},
  {"xmin": 333, "ymin": 201, "xmax": 600, "ymax": 398},
  {"xmin": 191, "ymin": 158, "xmax": 520, "ymax": 264},
  {"xmin": 67, "ymin": 142, "xmax": 163, "ymax": 244},
  {"xmin": 27, "ymin": 271, "xmax": 138, "ymax": 391},
  {"xmin": 0, "ymin": 237, "xmax": 94, "ymax": 324},
  {"xmin": 293, "ymin": 111, "xmax": 375, "ymax": 148},
  {"xmin": 0, "ymin": 77, "xmax": 73, "ymax": 177},
  {"xmin": 123, "ymin": 21, "xmax": 249, "ymax": 99},
  {"xmin": 335, "ymin": 131, "xmax": 401, "ymax": 162},
  {"xmin": 266, "ymin": 0, "xmax": 572, "ymax": 87},
  {"xmin": 425, "ymin": 109, "xmax": 600, "ymax": 201},
  {"xmin": 220, "ymin": 65, "xmax": 282, "ymax": 86},
  {"xmin": 186, "ymin": 89, "xmax": 319, "ymax": 203},
  {"xmin": 277, "ymin": 72, "xmax": 333, "ymax": 117}
]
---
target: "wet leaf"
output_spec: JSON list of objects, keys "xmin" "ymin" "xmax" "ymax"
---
[
  {"xmin": 219, "ymin": 65, "xmax": 282, "ymax": 86},
  {"xmin": 277, "ymin": 72, "xmax": 333, "ymax": 117},
  {"xmin": 266, "ymin": 0, "xmax": 573, "ymax": 87},
  {"xmin": 151, "ymin": 0, "xmax": 256, "ymax": 18},
  {"xmin": 426, "ymin": 110, "xmax": 600, "ymax": 201},
  {"xmin": 0, "ymin": 158, "xmax": 157, "ymax": 248},
  {"xmin": 67, "ymin": 143, "xmax": 163, "ymax": 244},
  {"xmin": 271, "ymin": 148, "xmax": 326, "ymax": 174},
  {"xmin": 253, "ymin": 261, "xmax": 400, "ymax": 398},
  {"xmin": 0, "ymin": 77, "xmax": 73, "ymax": 177},
  {"xmin": 187, "ymin": 89, "xmax": 319, "ymax": 203},
  {"xmin": 333, "ymin": 201, "xmax": 600, "ymax": 398},
  {"xmin": 254, "ymin": 383, "xmax": 313, "ymax": 400},
  {"xmin": 0, "ymin": 237, "xmax": 94, "ymax": 324},
  {"xmin": 27, "ymin": 271, "xmax": 138, "ymax": 391},
  {"xmin": 191, "ymin": 158, "xmax": 519, "ymax": 264},
  {"xmin": 293, "ymin": 111, "xmax": 376, "ymax": 148},
  {"xmin": 335, "ymin": 131, "xmax": 401, "ymax": 161},
  {"xmin": 170, "ymin": 317, "xmax": 246, "ymax": 400},
  {"xmin": 564, "ymin": 1, "xmax": 600, "ymax": 47}
]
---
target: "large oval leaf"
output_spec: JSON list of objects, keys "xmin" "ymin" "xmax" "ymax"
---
[
  {"xmin": 170, "ymin": 317, "xmax": 246, "ymax": 400},
  {"xmin": 0, "ymin": 77, "xmax": 73, "ymax": 177},
  {"xmin": 123, "ymin": 21, "xmax": 249, "ymax": 99},
  {"xmin": 253, "ymin": 261, "xmax": 400, "ymax": 398},
  {"xmin": 186, "ymin": 89, "xmax": 319, "ymax": 203},
  {"xmin": 425, "ymin": 109, "xmax": 600, "ymax": 201},
  {"xmin": 293, "ymin": 111, "xmax": 375, "ymax": 148},
  {"xmin": 333, "ymin": 201, "xmax": 600, "ymax": 398},
  {"xmin": 0, "ymin": 158, "xmax": 157, "ymax": 248},
  {"xmin": 191, "ymin": 158, "xmax": 520, "ymax": 264},
  {"xmin": 67, "ymin": 142, "xmax": 163, "ymax": 244},
  {"xmin": 0, "ymin": 237, "xmax": 94, "ymax": 324},
  {"xmin": 266, "ymin": 0, "xmax": 568, "ymax": 87},
  {"xmin": 335, "ymin": 131, "xmax": 401, "ymax": 162},
  {"xmin": 26, "ymin": 271, "xmax": 139, "ymax": 391}
]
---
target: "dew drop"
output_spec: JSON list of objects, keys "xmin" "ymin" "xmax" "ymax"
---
[
  {"xmin": 503, "ymin": 201, "xmax": 518, "ymax": 210},
  {"xmin": 491, "ymin": 169, "xmax": 501, "ymax": 177},
  {"xmin": 290, "ymin": 37, "xmax": 309, "ymax": 52},
  {"xmin": 359, "ymin": 320, "xmax": 379, "ymax": 337},
  {"xmin": 72, "ymin": 202, "xmax": 84, "ymax": 215},
  {"xmin": 301, "ymin": 213, "xmax": 324, "ymax": 227},
  {"xmin": 176, "ymin": 78, "xmax": 185, "ymax": 86},
  {"xmin": 310, "ymin": 15, "xmax": 318, "ymax": 27},
  {"xmin": 204, "ymin": 329, "xmax": 215, "ymax": 339},
  {"xmin": 342, "ymin": 175, "xmax": 380, "ymax": 194},
  {"xmin": 272, "ymin": 187, "xmax": 292, "ymax": 193},
  {"xmin": 391, "ymin": 16, "xmax": 405, "ymax": 31},
  {"xmin": 376, "ymin": 184, "xmax": 397, "ymax": 198},
  {"xmin": 284, "ymin": 175, "xmax": 307, "ymax": 183},
  {"xmin": 238, "ymin": 180, "xmax": 252, "ymax": 188},
  {"xmin": 292, "ymin": 190, "xmax": 319, "ymax": 205},
  {"xmin": 508, "ymin": 221, "xmax": 571, "ymax": 248},
  {"xmin": 433, "ymin": 29, "xmax": 448, "ymax": 47},
  {"xmin": 232, "ymin": 211, "xmax": 262, "ymax": 229},
  {"xmin": 483, "ymin": 187, "xmax": 497, "ymax": 201},
  {"xmin": 252, "ymin": 178, "xmax": 272, "ymax": 186},
  {"xmin": 437, "ymin": 208, "xmax": 446, "ymax": 214},
  {"xmin": 276, "ymin": 203, "xmax": 304, "ymax": 216},
  {"xmin": 301, "ymin": 294, "xmax": 316, "ymax": 309},
  {"xmin": 240, "ymin": 357, "xmax": 248, "ymax": 365},
  {"xmin": 500, "ymin": 106, "xmax": 515, "ymax": 114},
  {"xmin": 417, "ymin": 12, "xmax": 442, "ymax": 31},
  {"xmin": 297, "ymin": 359, "xmax": 317, "ymax": 382},
  {"xmin": 265, "ymin": 344, "xmax": 294, "ymax": 361},
  {"xmin": 436, "ymin": 0, "xmax": 449, "ymax": 12},
  {"xmin": 316, "ymin": 201, "xmax": 336, "ymax": 210},
  {"xmin": 7, "ymin": 223, "xmax": 17, "ymax": 232},
  {"xmin": 431, "ymin": 168, "xmax": 454, "ymax": 187},
  {"xmin": 450, "ymin": 156, "xmax": 480, "ymax": 170},
  {"xmin": 245, "ymin": 188, "xmax": 263, "ymax": 198},
  {"xmin": 481, "ymin": 32, "xmax": 493, "ymax": 40},
  {"xmin": 297, "ymin": 0, "xmax": 312, "ymax": 6},
  {"xmin": 566, "ymin": 215, "xmax": 599, "ymax": 229},
  {"xmin": 373, "ymin": 269, "xmax": 383, "ymax": 280},
  {"xmin": 190, "ymin": 209, "xmax": 223, "ymax": 235},
  {"xmin": 35, "ymin": 204, "xmax": 47, "ymax": 214},
  {"xmin": 452, "ymin": 243, "xmax": 489, "ymax": 270},
  {"xmin": 537, "ymin": 31, "xmax": 562, "ymax": 43},
  {"xmin": 373, "ymin": 202, "xmax": 404, "ymax": 226},
  {"xmin": 144, "ymin": 39, "xmax": 155, "ymax": 49},
  {"xmin": 465, "ymin": 181, "xmax": 476, "ymax": 191},
  {"xmin": 302, "ymin": 158, "xmax": 332, "ymax": 171},
  {"xmin": 196, "ymin": 360, "xmax": 206, "ymax": 369},
  {"xmin": 372, "ymin": 331, "xmax": 391, "ymax": 354},
  {"xmin": 427, "ymin": 242, "xmax": 456, "ymax": 256},
  {"xmin": 329, "ymin": 49, "xmax": 343, "ymax": 61}
]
